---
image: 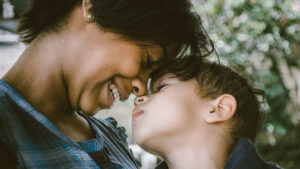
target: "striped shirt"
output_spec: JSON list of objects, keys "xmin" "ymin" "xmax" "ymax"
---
[{"xmin": 0, "ymin": 80, "xmax": 140, "ymax": 169}]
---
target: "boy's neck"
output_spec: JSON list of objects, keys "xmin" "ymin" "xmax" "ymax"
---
[{"xmin": 162, "ymin": 131, "xmax": 233, "ymax": 169}]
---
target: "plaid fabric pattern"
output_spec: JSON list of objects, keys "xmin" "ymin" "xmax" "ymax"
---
[{"xmin": 0, "ymin": 80, "xmax": 140, "ymax": 169}]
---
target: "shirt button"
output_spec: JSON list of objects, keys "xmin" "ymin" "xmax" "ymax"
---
[{"xmin": 94, "ymin": 151, "xmax": 108, "ymax": 163}]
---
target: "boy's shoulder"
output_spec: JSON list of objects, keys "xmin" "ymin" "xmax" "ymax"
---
[{"xmin": 224, "ymin": 138, "xmax": 283, "ymax": 169}]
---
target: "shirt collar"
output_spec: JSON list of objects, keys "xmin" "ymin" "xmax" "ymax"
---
[{"xmin": 224, "ymin": 137, "xmax": 269, "ymax": 169}]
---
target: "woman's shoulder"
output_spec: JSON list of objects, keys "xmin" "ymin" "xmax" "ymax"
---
[
  {"xmin": 0, "ymin": 81, "xmax": 14, "ymax": 109},
  {"xmin": 0, "ymin": 80, "xmax": 26, "ymax": 115},
  {"xmin": 0, "ymin": 81, "xmax": 22, "ymax": 135}
]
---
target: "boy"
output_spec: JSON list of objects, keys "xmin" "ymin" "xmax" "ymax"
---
[{"xmin": 132, "ymin": 59, "xmax": 282, "ymax": 169}]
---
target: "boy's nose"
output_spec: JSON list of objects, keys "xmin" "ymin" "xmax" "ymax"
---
[{"xmin": 134, "ymin": 96, "xmax": 149, "ymax": 106}]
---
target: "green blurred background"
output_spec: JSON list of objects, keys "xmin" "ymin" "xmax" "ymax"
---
[{"xmin": 194, "ymin": 0, "xmax": 300, "ymax": 168}]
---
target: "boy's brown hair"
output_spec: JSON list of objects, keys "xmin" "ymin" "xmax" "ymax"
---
[{"xmin": 151, "ymin": 58, "xmax": 265, "ymax": 143}]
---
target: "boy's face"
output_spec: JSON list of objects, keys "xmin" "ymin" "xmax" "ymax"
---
[{"xmin": 132, "ymin": 74, "xmax": 212, "ymax": 149}]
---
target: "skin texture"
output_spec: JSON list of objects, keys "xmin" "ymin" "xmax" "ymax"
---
[
  {"xmin": 2, "ymin": 1, "xmax": 164, "ymax": 142},
  {"xmin": 133, "ymin": 74, "xmax": 237, "ymax": 169}
]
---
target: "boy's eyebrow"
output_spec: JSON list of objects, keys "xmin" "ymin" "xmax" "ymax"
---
[
  {"xmin": 147, "ymin": 77, "xmax": 160, "ymax": 93},
  {"xmin": 147, "ymin": 78, "xmax": 153, "ymax": 93},
  {"xmin": 149, "ymin": 77, "xmax": 160, "ymax": 92}
]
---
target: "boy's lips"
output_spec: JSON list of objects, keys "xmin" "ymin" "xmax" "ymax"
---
[{"xmin": 132, "ymin": 108, "xmax": 144, "ymax": 120}]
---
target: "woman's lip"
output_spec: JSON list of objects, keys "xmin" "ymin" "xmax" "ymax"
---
[
  {"xmin": 110, "ymin": 80, "xmax": 123, "ymax": 101},
  {"xmin": 132, "ymin": 108, "xmax": 144, "ymax": 120},
  {"xmin": 113, "ymin": 82, "xmax": 129, "ymax": 101}
]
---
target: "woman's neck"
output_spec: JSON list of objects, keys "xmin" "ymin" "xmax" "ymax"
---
[
  {"xmin": 3, "ymin": 35, "xmax": 72, "ymax": 117},
  {"xmin": 2, "ymin": 33, "xmax": 95, "ymax": 141}
]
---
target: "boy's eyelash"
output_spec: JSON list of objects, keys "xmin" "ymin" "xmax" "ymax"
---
[
  {"xmin": 147, "ymin": 83, "xmax": 167, "ymax": 94},
  {"xmin": 157, "ymin": 84, "xmax": 168, "ymax": 91}
]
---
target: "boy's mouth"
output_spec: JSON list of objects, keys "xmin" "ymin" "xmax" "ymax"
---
[{"xmin": 132, "ymin": 108, "xmax": 144, "ymax": 120}]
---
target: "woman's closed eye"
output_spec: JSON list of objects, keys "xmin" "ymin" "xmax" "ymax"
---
[{"xmin": 142, "ymin": 51, "xmax": 153, "ymax": 69}]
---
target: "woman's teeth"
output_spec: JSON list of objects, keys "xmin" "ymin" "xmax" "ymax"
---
[{"xmin": 110, "ymin": 84, "xmax": 121, "ymax": 102}]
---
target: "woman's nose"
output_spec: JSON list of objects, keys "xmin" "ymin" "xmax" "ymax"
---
[
  {"xmin": 134, "ymin": 96, "xmax": 149, "ymax": 106},
  {"xmin": 131, "ymin": 69, "xmax": 152, "ymax": 96},
  {"xmin": 132, "ymin": 78, "xmax": 147, "ymax": 96}
]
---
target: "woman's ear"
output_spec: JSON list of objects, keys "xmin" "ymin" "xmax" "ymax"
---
[
  {"xmin": 205, "ymin": 94, "xmax": 237, "ymax": 123},
  {"xmin": 82, "ymin": 0, "xmax": 92, "ymax": 15}
]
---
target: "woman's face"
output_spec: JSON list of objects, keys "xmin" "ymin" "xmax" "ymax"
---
[
  {"xmin": 132, "ymin": 74, "xmax": 212, "ymax": 150},
  {"xmin": 65, "ymin": 23, "xmax": 164, "ymax": 115}
]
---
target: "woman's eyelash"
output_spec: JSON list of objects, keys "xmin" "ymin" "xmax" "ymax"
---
[{"xmin": 145, "ymin": 53, "xmax": 152, "ymax": 69}]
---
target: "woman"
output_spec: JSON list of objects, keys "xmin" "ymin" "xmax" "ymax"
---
[{"xmin": 0, "ymin": 0, "xmax": 213, "ymax": 168}]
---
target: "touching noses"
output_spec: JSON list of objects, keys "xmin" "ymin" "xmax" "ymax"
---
[
  {"xmin": 134, "ymin": 96, "xmax": 149, "ymax": 106},
  {"xmin": 131, "ymin": 70, "xmax": 151, "ymax": 96}
]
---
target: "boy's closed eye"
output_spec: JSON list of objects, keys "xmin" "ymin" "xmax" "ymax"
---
[
  {"xmin": 157, "ymin": 84, "xmax": 168, "ymax": 91},
  {"xmin": 149, "ymin": 83, "xmax": 168, "ymax": 94},
  {"xmin": 149, "ymin": 73, "xmax": 177, "ymax": 94}
]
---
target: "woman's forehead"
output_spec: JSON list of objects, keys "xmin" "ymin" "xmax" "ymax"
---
[{"xmin": 147, "ymin": 43, "xmax": 178, "ymax": 61}]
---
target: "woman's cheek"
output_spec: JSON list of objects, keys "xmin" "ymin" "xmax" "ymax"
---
[{"xmin": 117, "ymin": 56, "xmax": 141, "ymax": 77}]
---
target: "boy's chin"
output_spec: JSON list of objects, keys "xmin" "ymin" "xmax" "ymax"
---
[
  {"xmin": 137, "ymin": 142, "xmax": 164, "ymax": 158},
  {"xmin": 133, "ymin": 133, "xmax": 145, "ymax": 146},
  {"xmin": 133, "ymin": 134, "xmax": 151, "ymax": 149},
  {"xmin": 133, "ymin": 135, "xmax": 161, "ymax": 154}
]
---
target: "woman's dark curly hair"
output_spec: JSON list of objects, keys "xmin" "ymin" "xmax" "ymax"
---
[{"xmin": 17, "ymin": 0, "xmax": 215, "ymax": 68}]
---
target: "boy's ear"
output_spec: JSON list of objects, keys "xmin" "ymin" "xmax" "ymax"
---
[{"xmin": 205, "ymin": 94, "xmax": 237, "ymax": 123}]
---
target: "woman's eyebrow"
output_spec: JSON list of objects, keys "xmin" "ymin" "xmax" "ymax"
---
[{"xmin": 150, "ymin": 60, "xmax": 162, "ymax": 67}]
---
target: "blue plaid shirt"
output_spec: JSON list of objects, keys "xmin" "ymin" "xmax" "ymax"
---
[{"xmin": 0, "ymin": 80, "xmax": 140, "ymax": 169}]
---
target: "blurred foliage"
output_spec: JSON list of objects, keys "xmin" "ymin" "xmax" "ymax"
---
[{"xmin": 195, "ymin": 0, "xmax": 300, "ymax": 168}]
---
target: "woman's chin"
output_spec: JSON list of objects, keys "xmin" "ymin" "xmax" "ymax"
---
[{"xmin": 78, "ymin": 104, "xmax": 102, "ymax": 116}]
